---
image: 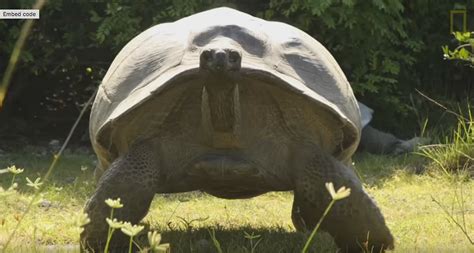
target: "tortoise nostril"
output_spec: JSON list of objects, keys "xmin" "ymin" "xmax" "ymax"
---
[{"xmin": 214, "ymin": 50, "xmax": 226, "ymax": 64}]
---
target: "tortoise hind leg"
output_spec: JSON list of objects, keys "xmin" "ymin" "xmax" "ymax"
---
[
  {"xmin": 292, "ymin": 147, "xmax": 394, "ymax": 252},
  {"xmin": 80, "ymin": 142, "xmax": 159, "ymax": 252}
]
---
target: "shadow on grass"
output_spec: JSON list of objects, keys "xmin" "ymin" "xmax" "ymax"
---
[
  {"xmin": 1, "ymin": 146, "xmax": 427, "ymax": 188},
  {"xmin": 137, "ymin": 226, "xmax": 336, "ymax": 253},
  {"xmin": 3, "ymin": 227, "xmax": 336, "ymax": 253}
]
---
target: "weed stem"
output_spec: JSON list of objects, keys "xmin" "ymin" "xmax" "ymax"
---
[{"xmin": 301, "ymin": 200, "xmax": 336, "ymax": 253}]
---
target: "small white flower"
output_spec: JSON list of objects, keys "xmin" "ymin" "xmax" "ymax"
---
[
  {"xmin": 121, "ymin": 223, "xmax": 144, "ymax": 237},
  {"xmin": 105, "ymin": 198, "xmax": 123, "ymax": 209},
  {"xmin": 106, "ymin": 218, "xmax": 124, "ymax": 229},
  {"xmin": 325, "ymin": 182, "xmax": 351, "ymax": 200},
  {"xmin": 7, "ymin": 166, "xmax": 24, "ymax": 175},
  {"xmin": 80, "ymin": 166, "xmax": 88, "ymax": 172}
]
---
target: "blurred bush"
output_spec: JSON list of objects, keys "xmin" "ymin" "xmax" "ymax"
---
[{"xmin": 0, "ymin": 0, "xmax": 472, "ymax": 141}]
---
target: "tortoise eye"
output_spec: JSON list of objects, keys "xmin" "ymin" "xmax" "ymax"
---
[
  {"xmin": 200, "ymin": 49, "xmax": 213, "ymax": 62},
  {"xmin": 228, "ymin": 51, "xmax": 240, "ymax": 63}
]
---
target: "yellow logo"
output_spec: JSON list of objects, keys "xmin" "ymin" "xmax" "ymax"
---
[{"xmin": 450, "ymin": 9, "xmax": 467, "ymax": 33}]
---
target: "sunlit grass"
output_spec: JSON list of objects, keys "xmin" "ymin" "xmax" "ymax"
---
[{"xmin": 1, "ymin": 149, "xmax": 473, "ymax": 252}]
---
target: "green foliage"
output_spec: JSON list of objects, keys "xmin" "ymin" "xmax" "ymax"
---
[
  {"xmin": 266, "ymin": 0, "xmax": 416, "ymax": 92},
  {"xmin": 419, "ymin": 106, "xmax": 474, "ymax": 177},
  {"xmin": 260, "ymin": 0, "xmax": 425, "ymax": 129},
  {"xmin": 418, "ymin": 29, "xmax": 474, "ymax": 177},
  {"xmin": 443, "ymin": 31, "xmax": 474, "ymax": 66},
  {"xmin": 0, "ymin": 0, "xmax": 471, "ymax": 136}
]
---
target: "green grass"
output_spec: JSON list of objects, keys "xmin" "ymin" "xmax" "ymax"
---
[
  {"xmin": 418, "ymin": 107, "xmax": 473, "ymax": 178},
  {"xmin": 1, "ymin": 148, "xmax": 473, "ymax": 252}
]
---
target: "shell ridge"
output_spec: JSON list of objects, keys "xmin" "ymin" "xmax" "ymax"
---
[{"xmin": 102, "ymin": 25, "xmax": 169, "ymax": 85}]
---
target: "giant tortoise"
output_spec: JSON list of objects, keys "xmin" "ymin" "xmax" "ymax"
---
[{"xmin": 81, "ymin": 7, "xmax": 394, "ymax": 252}]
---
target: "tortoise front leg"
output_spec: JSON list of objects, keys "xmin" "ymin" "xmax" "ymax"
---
[
  {"xmin": 291, "ymin": 147, "xmax": 394, "ymax": 252},
  {"xmin": 80, "ymin": 142, "xmax": 159, "ymax": 252}
]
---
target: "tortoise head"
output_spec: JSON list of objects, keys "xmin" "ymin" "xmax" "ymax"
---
[{"xmin": 199, "ymin": 47, "xmax": 242, "ymax": 73}]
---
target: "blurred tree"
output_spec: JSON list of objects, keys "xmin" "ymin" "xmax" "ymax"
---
[{"xmin": 0, "ymin": 0, "xmax": 472, "ymax": 141}]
